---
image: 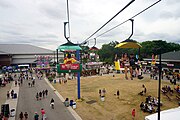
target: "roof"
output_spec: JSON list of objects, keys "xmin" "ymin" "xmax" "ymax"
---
[
  {"xmin": 0, "ymin": 44, "xmax": 53, "ymax": 55},
  {"xmin": 12, "ymin": 58, "xmax": 36, "ymax": 64},
  {"xmin": 161, "ymin": 51, "xmax": 180, "ymax": 61},
  {"xmin": 144, "ymin": 51, "xmax": 180, "ymax": 62},
  {"xmin": 145, "ymin": 107, "xmax": 180, "ymax": 120},
  {"xmin": 0, "ymin": 51, "xmax": 9, "ymax": 55}
]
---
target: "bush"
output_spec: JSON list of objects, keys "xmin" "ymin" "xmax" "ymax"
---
[{"xmin": 48, "ymin": 76, "xmax": 53, "ymax": 82}]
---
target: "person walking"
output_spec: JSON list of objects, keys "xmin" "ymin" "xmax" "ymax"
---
[
  {"xmin": 24, "ymin": 112, "xmax": 28, "ymax": 120},
  {"xmin": 41, "ymin": 108, "xmax": 46, "ymax": 120},
  {"xmin": 19, "ymin": 112, "xmax": 23, "ymax": 120},
  {"xmin": 34, "ymin": 112, "xmax": 39, "ymax": 120},
  {"xmin": 117, "ymin": 90, "xmax": 120, "ymax": 99},
  {"xmin": 10, "ymin": 90, "xmax": 14, "ymax": 99},
  {"xmin": 32, "ymin": 80, "xmax": 35, "ymax": 87},
  {"xmin": 36, "ymin": 92, "xmax": 39, "ymax": 101},
  {"xmin": 50, "ymin": 98, "xmax": 55, "ymax": 109},
  {"xmin": 39, "ymin": 92, "xmax": 42, "ymax": 100},
  {"xmin": 15, "ymin": 80, "xmax": 17, "ymax": 86},
  {"xmin": 45, "ymin": 89, "xmax": 48, "ymax": 97},
  {"xmin": 42, "ymin": 90, "xmax": 45, "ymax": 98},
  {"xmin": 28, "ymin": 82, "xmax": 31, "ymax": 87},
  {"xmin": 132, "ymin": 108, "xmax": 135, "ymax": 120},
  {"xmin": 7, "ymin": 91, "xmax": 10, "ymax": 99},
  {"xmin": 99, "ymin": 89, "xmax": 101, "ymax": 97}
]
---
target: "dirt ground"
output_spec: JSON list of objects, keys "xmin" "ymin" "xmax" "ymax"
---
[{"xmin": 52, "ymin": 74, "xmax": 179, "ymax": 120}]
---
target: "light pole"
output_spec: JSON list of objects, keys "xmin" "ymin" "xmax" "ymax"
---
[{"xmin": 158, "ymin": 49, "xmax": 162, "ymax": 120}]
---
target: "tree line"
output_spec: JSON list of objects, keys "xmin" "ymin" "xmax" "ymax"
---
[{"xmin": 97, "ymin": 40, "xmax": 180, "ymax": 64}]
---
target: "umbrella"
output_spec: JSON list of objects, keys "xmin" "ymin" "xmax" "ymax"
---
[
  {"xmin": 58, "ymin": 41, "xmax": 82, "ymax": 52},
  {"xmin": 89, "ymin": 46, "xmax": 99, "ymax": 51},
  {"xmin": 115, "ymin": 39, "xmax": 142, "ymax": 48}
]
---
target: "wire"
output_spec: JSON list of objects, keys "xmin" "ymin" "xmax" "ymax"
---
[
  {"xmin": 95, "ymin": 0, "xmax": 161, "ymax": 39},
  {"xmin": 82, "ymin": 0, "xmax": 135, "ymax": 43}
]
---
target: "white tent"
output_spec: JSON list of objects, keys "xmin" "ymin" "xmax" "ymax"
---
[{"xmin": 145, "ymin": 107, "xmax": 180, "ymax": 120}]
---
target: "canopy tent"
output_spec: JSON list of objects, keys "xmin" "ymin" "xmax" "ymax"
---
[
  {"xmin": 58, "ymin": 41, "xmax": 82, "ymax": 52},
  {"xmin": 115, "ymin": 39, "xmax": 142, "ymax": 49},
  {"xmin": 145, "ymin": 107, "xmax": 180, "ymax": 120},
  {"xmin": 89, "ymin": 46, "xmax": 99, "ymax": 51}
]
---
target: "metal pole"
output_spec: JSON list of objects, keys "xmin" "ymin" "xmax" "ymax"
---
[
  {"xmin": 76, "ymin": 50, "xmax": 81, "ymax": 99},
  {"xmin": 66, "ymin": 0, "xmax": 70, "ymax": 39},
  {"xmin": 128, "ymin": 19, "xmax": 134, "ymax": 39},
  {"xmin": 54, "ymin": 51, "xmax": 55, "ymax": 64},
  {"xmin": 56, "ymin": 49, "xmax": 58, "ymax": 64},
  {"xmin": 158, "ymin": 51, "xmax": 162, "ymax": 120}
]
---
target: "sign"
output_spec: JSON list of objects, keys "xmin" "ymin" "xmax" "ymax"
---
[
  {"xmin": 167, "ymin": 64, "xmax": 174, "ymax": 67},
  {"xmin": 57, "ymin": 64, "xmax": 82, "ymax": 73},
  {"xmin": 60, "ymin": 64, "xmax": 80, "ymax": 70}
]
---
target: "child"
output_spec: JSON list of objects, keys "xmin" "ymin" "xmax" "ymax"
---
[{"xmin": 132, "ymin": 108, "xmax": 135, "ymax": 120}]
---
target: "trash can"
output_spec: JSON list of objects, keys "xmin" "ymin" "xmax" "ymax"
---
[
  {"xmin": 72, "ymin": 102, "xmax": 76, "ymax": 109},
  {"xmin": 101, "ymin": 96, "xmax": 105, "ymax": 102},
  {"xmin": 54, "ymin": 79, "xmax": 56, "ymax": 83},
  {"xmin": 10, "ymin": 108, "xmax": 15, "ymax": 117},
  {"xmin": 14, "ymin": 93, "xmax": 17, "ymax": 99}
]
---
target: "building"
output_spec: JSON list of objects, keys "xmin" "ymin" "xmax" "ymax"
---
[
  {"xmin": 144, "ymin": 50, "xmax": 180, "ymax": 73},
  {"xmin": 0, "ymin": 44, "xmax": 63, "ymax": 67}
]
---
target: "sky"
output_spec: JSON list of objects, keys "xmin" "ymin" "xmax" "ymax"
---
[{"xmin": 0, "ymin": 0, "xmax": 180, "ymax": 50}]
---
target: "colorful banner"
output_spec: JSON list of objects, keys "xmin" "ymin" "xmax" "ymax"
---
[{"xmin": 60, "ymin": 64, "xmax": 80, "ymax": 70}]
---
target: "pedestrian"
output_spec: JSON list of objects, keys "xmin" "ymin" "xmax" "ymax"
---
[
  {"xmin": 102, "ymin": 88, "xmax": 106, "ymax": 97},
  {"xmin": 39, "ymin": 92, "xmax": 42, "ymax": 100},
  {"xmin": 11, "ymin": 90, "xmax": 14, "ymax": 99},
  {"xmin": 132, "ymin": 108, "xmax": 135, "ymax": 120},
  {"xmin": 36, "ymin": 92, "xmax": 39, "ymax": 101},
  {"xmin": 99, "ymin": 89, "xmax": 101, "ymax": 97},
  {"xmin": 42, "ymin": 90, "xmax": 45, "ymax": 98},
  {"xmin": 41, "ymin": 108, "xmax": 46, "ymax": 120},
  {"xmin": 142, "ymin": 84, "xmax": 147, "ymax": 95},
  {"xmin": 24, "ymin": 112, "xmax": 28, "ymax": 120},
  {"xmin": 28, "ymin": 82, "xmax": 31, "ymax": 87},
  {"xmin": 32, "ymin": 80, "xmax": 35, "ymax": 87},
  {"xmin": 34, "ymin": 112, "xmax": 39, "ymax": 120},
  {"xmin": 19, "ymin": 112, "xmax": 23, "ymax": 120},
  {"xmin": 15, "ymin": 80, "xmax": 17, "ymax": 86},
  {"xmin": 18, "ymin": 81, "xmax": 21, "ymax": 86},
  {"xmin": 7, "ymin": 91, "xmax": 10, "ymax": 99},
  {"xmin": 45, "ymin": 89, "xmax": 48, "ymax": 97},
  {"xmin": 20, "ymin": 78, "xmax": 23, "ymax": 85},
  {"xmin": 117, "ymin": 90, "xmax": 120, "ymax": 99},
  {"xmin": 59, "ymin": 78, "xmax": 61, "ymax": 84}
]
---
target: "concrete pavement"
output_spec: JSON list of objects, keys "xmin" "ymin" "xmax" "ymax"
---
[
  {"xmin": 4, "ymin": 81, "xmax": 19, "ymax": 120},
  {"xmin": 15, "ymin": 75, "xmax": 79, "ymax": 120},
  {"xmin": 44, "ymin": 78, "xmax": 82, "ymax": 120}
]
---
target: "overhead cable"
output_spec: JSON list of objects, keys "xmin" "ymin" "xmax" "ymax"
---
[
  {"xmin": 94, "ymin": 0, "xmax": 161, "ymax": 39},
  {"xmin": 82, "ymin": 0, "xmax": 135, "ymax": 43}
]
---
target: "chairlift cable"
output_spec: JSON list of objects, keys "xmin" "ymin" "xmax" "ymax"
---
[
  {"xmin": 82, "ymin": 0, "xmax": 135, "ymax": 43},
  {"xmin": 94, "ymin": 0, "xmax": 161, "ymax": 39}
]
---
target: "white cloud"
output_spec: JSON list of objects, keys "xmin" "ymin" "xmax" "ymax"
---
[{"xmin": 0, "ymin": 0, "xmax": 179, "ymax": 50}]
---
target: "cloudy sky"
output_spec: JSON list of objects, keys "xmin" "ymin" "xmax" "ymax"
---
[{"xmin": 0, "ymin": 0, "xmax": 179, "ymax": 50}]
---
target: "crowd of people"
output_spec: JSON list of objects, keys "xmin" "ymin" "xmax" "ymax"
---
[
  {"xmin": 36, "ymin": 89, "xmax": 48, "ymax": 101},
  {"xmin": 140, "ymin": 95, "xmax": 162, "ymax": 113}
]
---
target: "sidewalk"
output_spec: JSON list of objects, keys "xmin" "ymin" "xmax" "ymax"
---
[
  {"xmin": 4, "ymin": 81, "xmax": 19, "ymax": 120},
  {"xmin": 44, "ymin": 78, "xmax": 82, "ymax": 120}
]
